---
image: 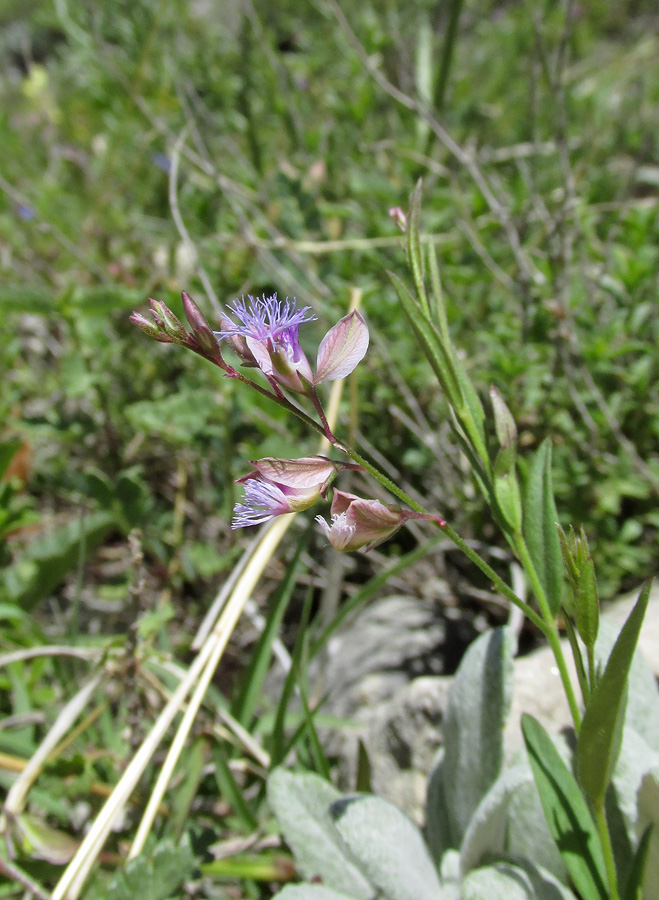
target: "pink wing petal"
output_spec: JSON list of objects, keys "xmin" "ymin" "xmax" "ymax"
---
[
  {"xmin": 246, "ymin": 336, "xmax": 274, "ymax": 375},
  {"xmin": 252, "ymin": 456, "xmax": 337, "ymax": 489},
  {"xmin": 314, "ymin": 311, "xmax": 369, "ymax": 384}
]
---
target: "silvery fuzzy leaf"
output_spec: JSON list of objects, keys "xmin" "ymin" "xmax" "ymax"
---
[
  {"xmin": 272, "ymin": 887, "xmax": 360, "ymax": 900},
  {"xmin": 462, "ymin": 860, "xmax": 577, "ymax": 900},
  {"xmin": 636, "ymin": 768, "xmax": 659, "ymax": 900},
  {"xmin": 329, "ymin": 794, "xmax": 443, "ymax": 900},
  {"xmin": 440, "ymin": 628, "xmax": 515, "ymax": 847},
  {"xmin": 426, "ymin": 748, "xmax": 451, "ymax": 864},
  {"xmin": 267, "ymin": 769, "xmax": 374, "ymax": 899}
]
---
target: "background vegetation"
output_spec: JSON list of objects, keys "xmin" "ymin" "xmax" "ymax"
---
[{"xmin": 1, "ymin": 0, "xmax": 659, "ymax": 897}]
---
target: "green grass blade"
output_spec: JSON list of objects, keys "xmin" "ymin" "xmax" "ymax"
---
[
  {"xmin": 271, "ymin": 588, "xmax": 314, "ymax": 767},
  {"xmin": 232, "ymin": 533, "xmax": 307, "ymax": 726},
  {"xmin": 211, "ymin": 737, "xmax": 258, "ymax": 831}
]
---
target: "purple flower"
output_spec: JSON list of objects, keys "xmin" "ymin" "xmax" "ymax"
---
[
  {"xmin": 315, "ymin": 490, "xmax": 445, "ymax": 552},
  {"xmin": 217, "ymin": 294, "xmax": 369, "ymax": 393},
  {"xmin": 232, "ymin": 478, "xmax": 306, "ymax": 528},
  {"xmin": 232, "ymin": 456, "xmax": 357, "ymax": 529},
  {"xmin": 216, "ymin": 294, "xmax": 315, "ymax": 392}
]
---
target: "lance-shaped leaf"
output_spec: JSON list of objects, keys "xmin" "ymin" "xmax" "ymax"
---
[
  {"xmin": 522, "ymin": 714, "xmax": 608, "ymax": 900},
  {"xmin": 575, "ymin": 557, "xmax": 599, "ymax": 651},
  {"xmin": 407, "ymin": 178, "xmax": 429, "ymax": 316},
  {"xmin": 578, "ymin": 581, "xmax": 651, "ymax": 803},
  {"xmin": 523, "ymin": 439, "xmax": 563, "ymax": 616},
  {"xmin": 314, "ymin": 311, "xmax": 369, "ymax": 384},
  {"xmin": 388, "ymin": 271, "xmax": 463, "ymax": 407},
  {"xmin": 490, "ymin": 386, "xmax": 518, "ymax": 450}
]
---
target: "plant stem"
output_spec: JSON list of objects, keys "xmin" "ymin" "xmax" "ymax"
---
[
  {"xmin": 231, "ymin": 371, "xmax": 327, "ymax": 438},
  {"xmin": 341, "ymin": 445, "xmax": 548, "ymax": 635},
  {"xmin": 0, "ymin": 855, "xmax": 52, "ymax": 900},
  {"xmin": 563, "ymin": 616, "xmax": 589, "ymax": 704},
  {"xmin": 594, "ymin": 799, "xmax": 621, "ymax": 900},
  {"xmin": 513, "ymin": 535, "xmax": 582, "ymax": 731}
]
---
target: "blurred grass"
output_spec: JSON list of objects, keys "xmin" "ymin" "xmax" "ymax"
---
[{"xmin": 2, "ymin": 0, "xmax": 659, "ymax": 895}]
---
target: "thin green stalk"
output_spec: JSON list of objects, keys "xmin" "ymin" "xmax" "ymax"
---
[
  {"xmin": 587, "ymin": 644, "xmax": 597, "ymax": 692},
  {"xmin": 341, "ymin": 445, "xmax": 548, "ymax": 635},
  {"xmin": 514, "ymin": 535, "xmax": 582, "ymax": 731},
  {"xmin": 594, "ymin": 799, "xmax": 621, "ymax": 900},
  {"xmin": 563, "ymin": 616, "xmax": 590, "ymax": 704}
]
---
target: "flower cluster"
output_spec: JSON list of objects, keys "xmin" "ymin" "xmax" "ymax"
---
[
  {"xmin": 217, "ymin": 293, "xmax": 369, "ymax": 394},
  {"xmin": 131, "ymin": 290, "xmax": 444, "ymax": 553},
  {"xmin": 231, "ymin": 457, "xmax": 445, "ymax": 552}
]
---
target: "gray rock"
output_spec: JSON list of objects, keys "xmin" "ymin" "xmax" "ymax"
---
[{"xmin": 320, "ymin": 587, "xmax": 659, "ymax": 823}]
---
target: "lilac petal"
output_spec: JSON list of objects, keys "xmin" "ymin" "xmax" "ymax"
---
[
  {"xmin": 314, "ymin": 311, "xmax": 369, "ymax": 384},
  {"xmin": 232, "ymin": 479, "xmax": 291, "ymax": 529},
  {"xmin": 252, "ymin": 456, "xmax": 337, "ymax": 490}
]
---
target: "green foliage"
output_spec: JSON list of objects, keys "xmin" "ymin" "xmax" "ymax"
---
[
  {"xmin": 578, "ymin": 582, "xmax": 651, "ymax": 803},
  {"xmin": 85, "ymin": 837, "xmax": 195, "ymax": 900},
  {"xmin": 522, "ymin": 715, "xmax": 608, "ymax": 900},
  {"xmin": 3, "ymin": 1, "xmax": 659, "ymax": 897},
  {"xmin": 522, "ymin": 440, "xmax": 563, "ymax": 617}
]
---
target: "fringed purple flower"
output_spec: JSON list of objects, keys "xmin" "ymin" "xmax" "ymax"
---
[
  {"xmin": 217, "ymin": 294, "xmax": 369, "ymax": 394},
  {"xmin": 232, "ymin": 456, "xmax": 358, "ymax": 529},
  {"xmin": 216, "ymin": 294, "xmax": 316, "ymax": 392}
]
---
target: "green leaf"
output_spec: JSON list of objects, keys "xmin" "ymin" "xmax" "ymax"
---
[
  {"xmin": 329, "ymin": 794, "xmax": 443, "ymax": 900},
  {"xmin": 232, "ymin": 535, "xmax": 305, "ymax": 725},
  {"xmin": 595, "ymin": 618, "xmax": 659, "ymax": 753},
  {"xmin": 522, "ymin": 714, "xmax": 608, "ymax": 900},
  {"xmin": 427, "ymin": 242, "xmax": 449, "ymax": 342},
  {"xmin": 575, "ymin": 558, "xmax": 599, "ymax": 650},
  {"xmin": 438, "ymin": 628, "xmax": 514, "ymax": 848},
  {"xmin": 578, "ymin": 581, "xmax": 651, "ymax": 802},
  {"xmin": 407, "ymin": 179, "xmax": 429, "ymax": 315},
  {"xmin": 637, "ymin": 771, "xmax": 659, "ymax": 900},
  {"xmin": 355, "ymin": 740, "xmax": 372, "ymax": 794},
  {"xmin": 2, "ymin": 510, "xmax": 115, "ymax": 611},
  {"xmin": 622, "ymin": 826, "xmax": 653, "ymax": 900},
  {"xmin": 85, "ymin": 836, "xmax": 195, "ymax": 900},
  {"xmin": 426, "ymin": 748, "xmax": 451, "ymax": 863},
  {"xmin": 387, "ymin": 270, "xmax": 462, "ymax": 408},
  {"xmin": 493, "ymin": 448, "xmax": 523, "ymax": 533},
  {"xmin": 212, "ymin": 738, "xmax": 258, "ymax": 831},
  {"xmin": 0, "ymin": 438, "xmax": 22, "ymax": 480},
  {"xmin": 266, "ymin": 769, "xmax": 374, "ymax": 899},
  {"xmin": 14, "ymin": 813, "xmax": 78, "ymax": 865},
  {"xmin": 523, "ymin": 439, "xmax": 563, "ymax": 616}
]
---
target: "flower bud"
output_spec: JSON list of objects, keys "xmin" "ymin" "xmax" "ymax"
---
[
  {"xmin": 181, "ymin": 291, "xmax": 221, "ymax": 358},
  {"xmin": 316, "ymin": 490, "xmax": 445, "ymax": 552}
]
